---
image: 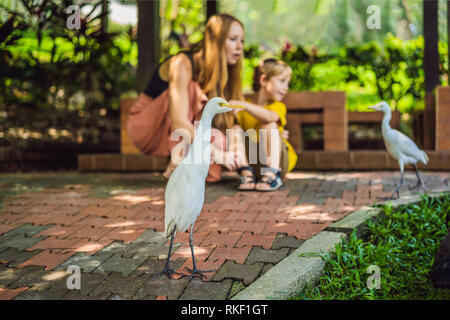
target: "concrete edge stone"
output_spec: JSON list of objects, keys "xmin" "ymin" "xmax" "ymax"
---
[
  {"xmin": 231, "ymin": 231, "xmax": 347, "ymax": 300},
  {"xmin": 325, "ymin": 206, "xmax": 383, "ymax": 236},
  {"xmin": 378, "ymin": 188, "xmax": 450, "ymax": 209}
]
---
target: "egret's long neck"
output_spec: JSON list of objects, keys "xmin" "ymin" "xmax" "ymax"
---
[
  {"xmin": 190, "ymin": 108, "xmax": 214, "ymax": 178},
  {"xmin": 381, "ymin": 109, "xmax": 392, "ymax": 134},
  {"xmin": 193, "ymin": 109, "xmax": 214, "ymax": 147}
]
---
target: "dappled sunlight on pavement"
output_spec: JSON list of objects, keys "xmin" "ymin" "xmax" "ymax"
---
[{"xmin": 0, "ymin": 171, "xmax": 448, "ymax": 299}]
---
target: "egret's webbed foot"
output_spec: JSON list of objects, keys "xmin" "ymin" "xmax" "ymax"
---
[
  {"xmin": 409, "ymin": 180, "xmax": 428, "ymax": 193},
  {"xmin": 152, "ymin": 264, "xmax": 184, "ymax": 280},
  {"xmin": 375, "ymin": 187, "xmax": 400, "ymax": 201},
  {"xmin": 390, "ymin": 190, "xmax": 400, "ymax": 200},
  {"xmin": 391, "ymin": 194, "xmax": 399, "ymax": 200},
  {"xmin": 377, "ymin": 194, "xmax": 398, "ymax": 201},
  {"xmin": 184, "ymin": 266, "xmax": 215, "ymax": 279},
  {"xmin": 409, "ymin": 182, "xmax": 428, "ymax": 192},
  {"xmin": 409, "ymin": 182, "xmax": 420, "ymax": 190}
]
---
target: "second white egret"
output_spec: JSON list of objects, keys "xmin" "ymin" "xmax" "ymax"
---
[{"xmin": 369, "ymin": 101, "xmax": 429, "ymax": 199}]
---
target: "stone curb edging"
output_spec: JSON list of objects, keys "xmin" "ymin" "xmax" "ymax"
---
[
  {"xmin": 325, "ymin": 206, "xmax": 383, "ymax": 237},
  {"xmin": 232, "ymin": 186, "xmax": 450, "ymax": 300}
]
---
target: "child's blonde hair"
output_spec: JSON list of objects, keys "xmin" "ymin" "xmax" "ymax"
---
[{"xmin": 252, "ymin": 58, "xmax": 292, "ymax": 92}]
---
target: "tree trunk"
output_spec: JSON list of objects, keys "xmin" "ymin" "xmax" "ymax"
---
[
  {"xmin": 101, "ymin": 0, "xmax": 108, "ymax": 34},
  {"xmin": 424, "ymin": 0, "xmax": 440, "ymax": 94},
  {"xmin": 206, "ymin": 0, "xmax": 218, "ymax": 22},
  {"xmin": 448, "ymin": 0, "xmax": 450, "ymax": 77},
  {"xmin": 422, "ymin": 0, "xmax": 439, "ymax": 150},
  {"xmin": 137, "ymin": 0, "xmax": 161, "ymax": 92}
]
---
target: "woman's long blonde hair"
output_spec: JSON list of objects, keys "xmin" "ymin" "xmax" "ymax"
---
[{"xmin": 196, "ymin": 14, "xmax": 244, "ymax": 132}]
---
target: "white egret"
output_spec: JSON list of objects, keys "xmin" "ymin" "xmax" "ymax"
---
[
  {"xmin": 154, "ymin": 97, "xmax": 241, "ymax": 279},
  {"xmin": 369, "ymin": 101, "xmax": 429, "ymax": 199}
]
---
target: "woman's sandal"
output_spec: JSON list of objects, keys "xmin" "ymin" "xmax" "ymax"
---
[
  {"xmin": 237, "ymin": 166, "xmax": 256, "ymax": 191},
  {"xmin": 255, "ymin": 166, "xmax": 283, "ymax": 191}
]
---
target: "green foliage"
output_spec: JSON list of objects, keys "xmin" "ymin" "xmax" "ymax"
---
[
  {"xmin": 0, "ymin": 0, "xmax": 136, "ymax": 141},
  {"xmin": 339, "ymin": 35, "xmax": 426, "ymax": 112},
  {"xmin": 221, "ymin": 0, "xmax": 448, "ymax": 54},
  {"xmin": 1, "ymin": 0, "xmax": 448, "ymax": 143},
  {"xmin": 160, "ymin": 0, "xmax": 205, "ymax": 57},
  {"xmin": 277, "ymin": 34, "xmax": 448, "ymax": 114},
  {"xmin": 294, "ymin": 194, "xmax": 450, "ymax": 300}
]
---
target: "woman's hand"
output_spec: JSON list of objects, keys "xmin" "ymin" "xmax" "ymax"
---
[
  {"xmin": 229, "ymin": 100, "xmax": 246, "ymax": 108},
  {"xmin": 229, "ymin": 100, "xmax": 246, "ymax": 115},
  {"xmin": 282, "ymin": 130, "xmax": 289, "ymax": 140}
]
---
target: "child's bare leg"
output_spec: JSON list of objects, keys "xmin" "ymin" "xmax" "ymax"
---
[
  {"xmin": 228, "ymin": 125, "xmax": 249, "ymax": 168},
  {"xmin": 259, "ymin": 122, "xmax": 281, "ymax": 169},
  {"xmin": 257, "ymin": 122, "xmax": 282, "ymax": 191}
]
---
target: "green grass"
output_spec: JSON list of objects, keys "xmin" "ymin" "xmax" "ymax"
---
[{"xmin": 293, "ymin": 194, "xmax": 450, "ymax": 300}]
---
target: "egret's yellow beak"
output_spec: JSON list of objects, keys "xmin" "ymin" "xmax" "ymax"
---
[{"xmin": 219, "ymin": 102, "xmax": 244, "ymax": 109}]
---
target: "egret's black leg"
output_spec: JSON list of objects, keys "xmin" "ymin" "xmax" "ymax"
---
[
  {"xmin": 391, "ymin": 171, "xmax": 404, "ymax": 199},
  {"xmin": 184, "ymin": 224, "xmax": 215, "ymax": 279},
  {"xmin": 151, "ymin": 225, "xmax": 183, "ymax": 280},
  {"xmin": 412, "ymin": 164, "xmax": 428, "ymax": 192}
]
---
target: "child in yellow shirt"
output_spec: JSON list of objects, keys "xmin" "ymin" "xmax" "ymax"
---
[{"xmin": 229, "ymin": 58, "xmax": 298, "ymax": 191}]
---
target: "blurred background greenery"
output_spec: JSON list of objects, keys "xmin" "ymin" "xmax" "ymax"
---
[{"xmin": 0, "ymin": 0, "xmax": 448, "ymax": 147}]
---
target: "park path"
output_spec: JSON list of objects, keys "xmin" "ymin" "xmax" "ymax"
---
[{"xmin": 0, "ymin": 171, "xmax": 448, "ymax": 300}]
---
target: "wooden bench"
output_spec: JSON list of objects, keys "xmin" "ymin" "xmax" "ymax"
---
[
  {"xmin": 121, "ymin": 92, "xmax": 349, "ymax": 155},
  {"xmin": 120, "ymin": 93, "xmax": 401, "ymax": 156},
  {"xmin": 81, "ymin": 93, "xmax": 448, "ymax": 172},
  {"xmin": 282, "ymin": 91, "xmax": 403, "ymax": 152},
  {"xmin": 348, "ymin": 110, "xmax": 400, "ymax": 128},
  {"xmin": 347, "ymin": 110, "xmax": 401, "ymax": 150},
  {"xmin": 282, "ymin": 91, "xmax": 348, "ymax": 152},
  {"xmin": 436, "ymin": 86, "xmax": 450, "ymax": 150}
]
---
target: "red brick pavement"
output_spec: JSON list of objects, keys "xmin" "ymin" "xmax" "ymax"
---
[
  {"xmin": 0, "ymin": 287, "xmax": 29, "ymax": 300},
  {"xmin": 0, "ymin": 171, "xmax": 449, "ymax": 299}
]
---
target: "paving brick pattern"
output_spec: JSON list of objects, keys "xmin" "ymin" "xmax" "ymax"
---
[{"xmin": 0, "ymin": 171, "xmax": 448, "ymax": 300}]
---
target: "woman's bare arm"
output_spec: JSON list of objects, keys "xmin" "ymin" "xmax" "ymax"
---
[{"xmin": 167, "ymin": 54, "xmax": 196, "ymax": 142}]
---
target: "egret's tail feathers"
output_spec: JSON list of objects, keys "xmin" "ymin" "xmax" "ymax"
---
[
  {"xmin": 421, "ymin": 151, "xmax": 429, "ymax": 165},
  {"xmin": 165, "ymin": 221, "xmax": 176, "ymax": 239}
]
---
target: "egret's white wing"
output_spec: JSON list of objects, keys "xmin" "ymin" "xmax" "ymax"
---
[
  {"xmin": 390, "ymin": 129, "xmax": 428, "ymax": 163},
  {"xmin": 164, "ymin": 163, "xmax": 205, "ymax": 237}
]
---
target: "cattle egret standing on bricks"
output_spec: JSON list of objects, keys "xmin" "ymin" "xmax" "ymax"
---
[
  {"xmin": 369, "ymin": 101, "xmax": 429, "ymax": 199},
  {"xmin": 154, "ymin": 97, "xmax": 241, "ymax": 279}
]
